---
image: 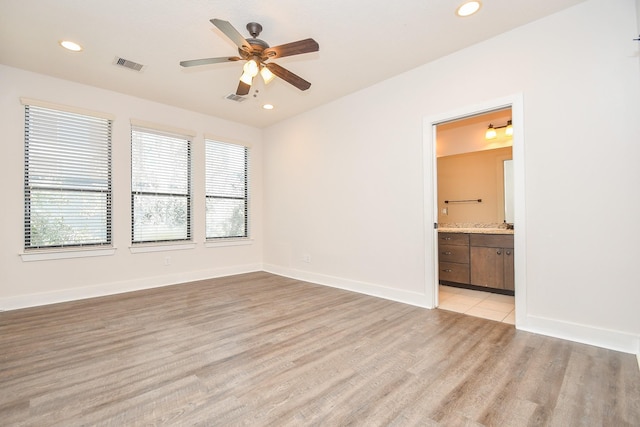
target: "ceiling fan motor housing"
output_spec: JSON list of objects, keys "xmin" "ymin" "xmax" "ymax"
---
[
  {"xmin": 238, "ymin": 23, "xmax": 269, "ymax": 58},
  {"xmin": 246, "ymin": 22, "xmax": 262, "ymax": 38},
  {"xmin": 240, "ymin": 38, "xmax": 269, "ymax": 58}
]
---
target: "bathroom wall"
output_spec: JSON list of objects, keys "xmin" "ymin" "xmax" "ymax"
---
[{"xmin": 437, "ymin": 147, "xmax": 512, "ymax": 225}]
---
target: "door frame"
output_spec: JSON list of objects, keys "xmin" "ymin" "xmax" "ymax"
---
[{"xmin": 422, "ymin": 93, "xmax": 526, "ymax": 327}]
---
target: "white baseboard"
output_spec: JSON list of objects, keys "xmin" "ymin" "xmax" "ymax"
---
[
  {"xmin": 263, "ymin": 265, "xmax": 640, "ymax": 355},
  {"xmin": 0, "ymin": 263, "xmax": 262, "ymax": 311},
  {"xmin": 519, "ymin": 314, "xmax": 640, "ymax": 355},
  {"xmin": 263, "ymin": 263, "xmax": 430, "ymax": 309},
  {"xmin": 3, "ymin": 264, "xmax": 638, "ymax": 356}
]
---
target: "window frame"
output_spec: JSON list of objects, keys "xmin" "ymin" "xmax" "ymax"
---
[
  {"xmin": 205, "ymin": 138, "xmax": 250, "ymax": 241},
  {"xmin": 130, "ymin": 125, "xmax": 193, "ymax": 245},
  {"xmin": 22, "ymin": 100, "xmax": 113, "ymax": 251}
]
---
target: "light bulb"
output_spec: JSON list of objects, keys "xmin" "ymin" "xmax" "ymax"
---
[
  {"xmin": 485, "ymin": 124, "xmax": 497, "ymax": 140},
  {"xmin": 59, "ymin": 40, "xmax": 83, "ymax": 52},
  {"xmin": 505, "ymin": 120, "xmax": 513, "ymax": 137},
  {"xmin": 456, "ymin": 1, "xmax": 481, "ymax": 17}
]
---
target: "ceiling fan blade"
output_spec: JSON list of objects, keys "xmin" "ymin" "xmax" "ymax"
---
[
  {"xmin": 263, "ymin": 38, "xmax": 319, "ymax": 59},
  {"xmin": 210, "ymin": 19, "xmax": 252, "ymax": 53},
  {"xmin": 180, "ymin": 56, "xmax": 241, "ymax": 67},
  {"xmin": 236, "ymin": 80, "xmax": 251, "ymax": 96},
  {"xmin": 265, "ymin": 63, "xmax": 311, "ymax": 91}
]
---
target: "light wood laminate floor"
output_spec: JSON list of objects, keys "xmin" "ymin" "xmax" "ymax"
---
[{"xmin": 1, "ymin": 272, "xmax": 638, "ymax": 426}]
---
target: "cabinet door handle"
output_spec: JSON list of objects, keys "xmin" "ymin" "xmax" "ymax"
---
[
  {"xmin": 443, "ymin": 237, "xmax": 452, "ymax": 240},
  {"xmin": 506, "ymin": 250, "xmax": 512, "ymax": 256},
  {"xmin": 443, "ymin": 251, "xmax": 452, "ymax": 255},
  {"xmin": 443, "ymin": 269, "xmax": 453, "ymax": 273},
  {"xmin": 497, "ymin": 250, "xmax": 502, "ymax": 255}
]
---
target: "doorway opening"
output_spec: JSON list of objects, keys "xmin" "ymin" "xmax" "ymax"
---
[
  {"xmin": 423, "ymin": 94, "xmax": 526, "ymax": 327},
  {"xmin": 436, "ymin": 108, "xmax": 514, "ymax": 323}
]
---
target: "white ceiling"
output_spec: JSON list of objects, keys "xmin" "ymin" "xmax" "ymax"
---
[{"xmin": 0, "ymin": 0, "xmax": 586, "ymax": 128}]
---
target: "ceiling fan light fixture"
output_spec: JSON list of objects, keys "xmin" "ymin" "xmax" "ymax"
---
[
  {"xmin": 240, "ymin": 59, "xmax": 260, "ymax": 85},
  {"xmin": 239, "ymin": 71, "xmax": 253, "ymax": 85},
  {"xmin": 456, "ymin": 1, "xmax": 481, "ymax": 17},
  {"xmin": 260, "ymin": 66, "xmax": 275, "ymax": 84},
  {"xmin": 243, "ymin": 59, "xmax": 259, "ymax": 77}
]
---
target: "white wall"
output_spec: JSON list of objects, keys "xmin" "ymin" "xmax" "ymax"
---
[
  {"xmin": 263, "ymin": 0, "xmax": 640, "ymax": 353},
  {"xmin": 637, "ymin": 0, "xmax": 640, "ymax": 35},
  {"xmin": 0, "ymin": 65, "xmax": 264, "ymax": 309}
]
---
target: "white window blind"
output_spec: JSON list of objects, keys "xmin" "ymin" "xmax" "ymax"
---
[
  {"xmin": 205, "ymin": 140, "xmax": 248, "ymax": 239},
  {"xmin": 24, "ymin": 105, "xmax": 112, "ymax": 249},
  {"xmin": 131, "ymin": 127, "xmax": 191, "ymax": 243}
]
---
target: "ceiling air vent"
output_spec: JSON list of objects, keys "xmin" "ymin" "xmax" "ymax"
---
[
  {"xmin": 225, "ymin": 93, "xmax": 248, "ymax": 103},
  {"xmin": 114, "ymin": 57, "xmax": 144, "ymax": 72}
]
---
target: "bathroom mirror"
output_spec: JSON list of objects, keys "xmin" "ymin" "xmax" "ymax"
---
[
  {"xmin": 504, "ymin": 159, "xmax": 514, "ymax": 224},
  {"xmin": 436, "ymin": 148, "xmax": 512, "ymax": 224}
]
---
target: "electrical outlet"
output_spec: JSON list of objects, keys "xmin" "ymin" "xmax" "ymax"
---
[
  {"xmin": 164, "ymin": 256, "xmax": 171, "ymax": 266},
  {"xmin": 302, "ymin": 254, "xmax": 311, "ymax": 263}
]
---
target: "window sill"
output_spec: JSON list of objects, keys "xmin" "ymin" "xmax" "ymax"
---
[
  {"xmin": 129, "ymin": 242, "xmax": 196, "ymax": 254},
  {"xmin": 205, "ymin": 238, "xmax": 253, "ymax": 248},
  {"xmin": 21, "ymin": 247, "xmax": 116, "ymax": 262}
]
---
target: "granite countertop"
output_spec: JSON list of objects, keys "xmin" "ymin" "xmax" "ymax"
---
[
  {"xmin": 438, "ymin": 227, "xmax": 514, "ymax": 235},
  {"xmin": 438, "ymin": 223, "xmax": 514, "ymax": 234}
]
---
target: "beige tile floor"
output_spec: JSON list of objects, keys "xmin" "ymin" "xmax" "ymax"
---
[{"xmin": 438, "ymin": 285, "xmax": 515, "ymax": 324}]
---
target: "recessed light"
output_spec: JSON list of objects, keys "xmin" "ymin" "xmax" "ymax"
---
[
  {"xmin": 262, "ymin": 104, "xmax": 274, "ymax": 110},
  {"xmin": 59, "ymin": 40, "xmax": 83, "ymax": 52},
  {"xmin": 456, "ymin": 1, "xmax": 481, "ymax": 17}
]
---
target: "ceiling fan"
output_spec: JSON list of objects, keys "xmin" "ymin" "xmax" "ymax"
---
[{"xmin": 180, "ymin": 19, "xmax": 319, "ymax": 96}]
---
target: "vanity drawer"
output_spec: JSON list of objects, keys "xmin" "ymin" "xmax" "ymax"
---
[
  {"xmin": 438, "ymin": 232, "xmax": 470, "ymax": 246},
  {"xmin": 439, "ymin": 244, "xmax": 469, "ymax": 264},
  {"xmin": 439, "ymin": 262, "xmax": 470, "ymax": 284},
  {"xmin": 470, "ymin": 234, "xmax": 514, "ymax": 249}
]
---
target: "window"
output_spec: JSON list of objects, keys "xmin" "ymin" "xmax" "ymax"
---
[
  {"xmin": 205, "ymin": 139, "xmax": 248, "ymax": 239},
  {"xmin": 131, "ymin": 127, "xmax": 191, "ymax": 243},
  {"xmin": 24, "ymin": 103, "xmax": 112, "ymax": 249}
]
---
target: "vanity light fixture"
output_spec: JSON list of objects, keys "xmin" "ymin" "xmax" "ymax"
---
[
  {"xmin": 456, "ymin": 1, "xmax": 482, "ymax": 17},
  {"xmin": 485, "ymin": 120, "xmax": 513, "ymax": 140}
]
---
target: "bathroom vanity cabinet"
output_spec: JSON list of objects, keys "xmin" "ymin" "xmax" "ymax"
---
[
  {"xmin": 438, "ymin": 231, "xmax": 514, "ymax": 294},
  {"xmin": 438, "ymin": 232, "xmax": 470, "ymax": 285},
  {"xmin": 469, "ymin": 234, "xmax": 514, "ymax": 291}
]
